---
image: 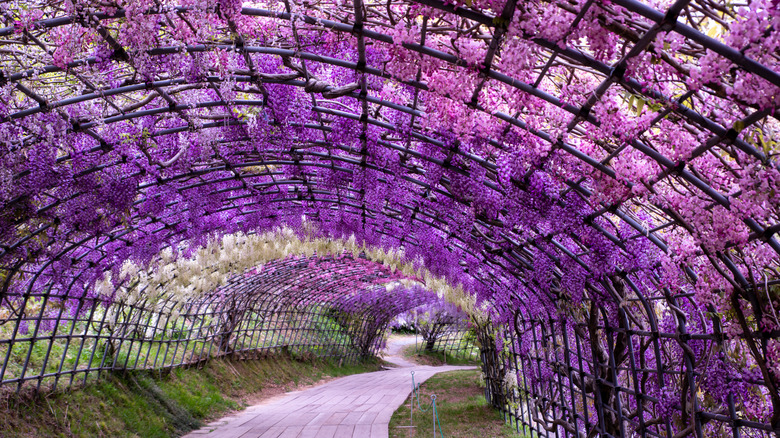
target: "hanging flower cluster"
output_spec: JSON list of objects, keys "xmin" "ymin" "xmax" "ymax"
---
[
  {"xmin": 0, "ymin": 0, "xmax": 777, "ymax": 435},
  {"xmin": 94, "ymin": 227, "xmax": 480, "ymax": 310}
]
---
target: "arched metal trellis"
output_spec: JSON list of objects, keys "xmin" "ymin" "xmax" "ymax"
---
[{"xmin": 0, "ymin": 0, "xmax": 778, "ymax": 437}]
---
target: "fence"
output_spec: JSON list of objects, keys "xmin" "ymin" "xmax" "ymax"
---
[
  {"xmin": 414, "ymin": 328, "xmax": 480, "ymax": 362},
  {"xmin": 0, "ymin": 255, "xmax": 407, "ymax": 393},
  {"xmin": 478, "ymin": 277, "xmax": 780, "ymax": 438}
]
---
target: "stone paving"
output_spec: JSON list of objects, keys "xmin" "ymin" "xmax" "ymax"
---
[{"xmin": 184, "ymin": 337, "xmax": 475, "ymax": 438}]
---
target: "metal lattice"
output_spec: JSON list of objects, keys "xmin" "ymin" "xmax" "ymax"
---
[{"xmin": 0, "ymin": 0, "xmax": 778, "ymax": 437}]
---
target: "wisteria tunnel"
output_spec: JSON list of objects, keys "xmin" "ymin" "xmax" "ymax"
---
[{"xmin": 0, "ymin": 0, "xmax": 778, "ymax": 436}]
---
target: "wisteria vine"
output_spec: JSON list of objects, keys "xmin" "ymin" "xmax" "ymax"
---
[{"xmin": 0, "ymin": 0, "xmax": 778, "ymax": 436}]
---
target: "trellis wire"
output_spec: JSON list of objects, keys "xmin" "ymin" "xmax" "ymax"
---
[{"xmin": 0, "ymin": 0, "xmax": 777, "ymax": 436}]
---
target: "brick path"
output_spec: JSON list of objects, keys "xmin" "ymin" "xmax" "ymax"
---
[{"xmin": 184, "ymin": 337, "xmax": 475, "ymax": 438}]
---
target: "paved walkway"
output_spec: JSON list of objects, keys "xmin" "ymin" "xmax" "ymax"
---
[{"xmin": 184, "ymin": 336, "xmax": 475, "ymax": 438}]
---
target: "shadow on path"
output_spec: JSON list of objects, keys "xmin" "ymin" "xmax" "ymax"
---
[{"xmin": 184, "ymin": 335, "xmax": 475, "ymax": 438}]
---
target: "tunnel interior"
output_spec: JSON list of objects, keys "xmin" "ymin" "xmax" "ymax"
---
[{"xmin": 0, "ymin": 0, "xmax": 779, "ymax": 436}]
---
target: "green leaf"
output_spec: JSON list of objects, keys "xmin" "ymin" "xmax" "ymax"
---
[
  {"xmin": 755, "ymin": 130, "xmax": 765, "ymax": 149},
  {"xmin": 635, "ymin": 98, "xmax": 645, "ymax": 115},
  {"xmin": 732, "ymin": 120, "xmax": 746, "ymax": 133}
]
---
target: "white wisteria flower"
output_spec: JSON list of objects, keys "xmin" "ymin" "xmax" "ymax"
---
[{"xmin": 103, "ymin": 227, "xmax": 483, "ymax": 321}]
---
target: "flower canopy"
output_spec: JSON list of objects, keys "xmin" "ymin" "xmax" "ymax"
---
[{"xmin": 0, "ymin": 0, "xmax": 778, "ymax": 436}]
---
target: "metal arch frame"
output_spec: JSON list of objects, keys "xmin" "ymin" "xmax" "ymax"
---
[
  {"xmin": 6, "ymin": 177, "xmax": 622, "ymax": 323},
  {"xmin": 1, "ymin": 5, "xmax": 776, "ymax": 251},
  {"xmin": 0, "ymin": 90, "xmax": 762, "ymax": 298},
  {"xmin": 0, "ymin": 143, "xmax": 772, "ymax": 434},
  {"xmin": 3, "ymin": 73, "xmax": 773, "ymax": 281},
  {"xmin": 0, "ymin": 178, "xmax": 735, "ymax": 435},
  {"xmin": 4, "ymin": 125, "xmax": 613, "ymax": 297},
  {"xmin": 0, "ymin": 1, "xmax": 778, "ymax": 437},
  {"xmin": 2, "ymin": 3, "xmax": 776, "ymax": 175},
  {"xmin": 2, "ymin": 130, "xmax": 662, "ymax": 306},
  {"xmin": 4, "ymin": 180, "xmax": 518, "ymax": 300}
]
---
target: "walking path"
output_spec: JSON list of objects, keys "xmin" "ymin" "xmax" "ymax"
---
[{"xmin": 184, "ymin": 336, "xmax": 475, "ymax": 438}]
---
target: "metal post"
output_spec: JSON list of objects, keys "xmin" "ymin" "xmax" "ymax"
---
[
  {"xmin": 411, "ymin": 371, "xmax": 415, "ymax": 428},
  {"xmin": 431, "ymin": 394, "xmax": 437, "ymax": 438}
]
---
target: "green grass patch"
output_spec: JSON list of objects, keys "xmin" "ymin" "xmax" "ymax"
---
[
  {"xmin": 389, "ymin": 369, "xmax": 527, "ymax": 438},
  {"xmin": 0, "ymin": 353, "xmax": 382, "ymax": 437}
]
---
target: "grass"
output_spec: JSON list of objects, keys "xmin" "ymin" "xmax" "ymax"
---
[
  {"xmin": 389, "ymin": 369, "xmax": 527, "ymax": 438},
  {"xmin": 0, "ymin": 352, "xmax": 383, "ymax": 437},
  {"xmin": 400, "ymin": 341, "xmax": 480, "ymax": 366}
]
